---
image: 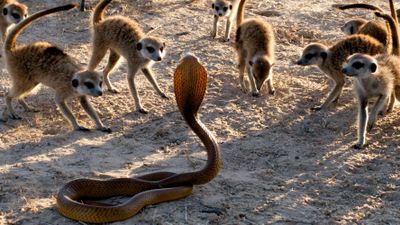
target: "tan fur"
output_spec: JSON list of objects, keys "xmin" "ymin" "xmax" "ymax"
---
[
  {"xmin": 0, "ymin": 0, "xmax": 27, "ymax": 40},
  {"xmin": 234, "ymin": 0, "xmax": 275, "ymax": 96},
  {"xmin": 2, "ymin": 4, "xmax": 111, "ymax": 133},
  {"xmin": 296, "ymin": 35, "xmax": 385, "ymax": 110},
  {"xmin": 88, "ymin": 0, "xmax": 167, "ymax": 114},
  {"xmin": 341, "ymin": 11, "xmax": 400, "ymax": 149},
  {"xmin": 211, "ymin": 0, "xmax": 240, "ymax": 41}
]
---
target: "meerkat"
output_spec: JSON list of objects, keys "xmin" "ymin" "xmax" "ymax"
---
[
  {"xmin": 211, "ymin": 0, "xmax": 241, "ymax": 42},
  {"xmin": 0, "ymin": 0, "xmax": 27, "ymax": 40},
  {"xmin": 88, "ymin": 0, "xmax": 167, "ymax": 114},
  {"xmin": 296, "ymin": 32, "xmax": 387, "ymax": 110},
  {"xmin": 342, "ymin": 11, "xmax": 400, "ymax": 149},
  {"xmin": 1, "ymin": 3, "xmax": 111, "ymax": 133},
  {"xmin": 234, "ymin": 0, "xmax": 275, "ymax": 97}
]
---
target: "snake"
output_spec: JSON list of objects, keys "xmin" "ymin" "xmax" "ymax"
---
[{"xmin": 56, "ymin": 54, "xmax": 221, "ymax": 223}]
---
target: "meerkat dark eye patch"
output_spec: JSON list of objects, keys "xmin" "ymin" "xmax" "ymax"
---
[
  {"xmin": 3, "ymin": 8, "xmax": 8, "ymax": 16},
  {"xmin": 320, "ymin": 52, "xmax": 328, "ymax": 60},
  {"xmin": 352, "ymin": 62, "xmax": 364, "ymax": 69},
  {"xmin": 215, "ymin": 6, "xmax": 219, "ymax": 10},
  {"xmin": 223, "ymin": 7, "xmax": 228, "ymax": 11},
  {"xmin": 11, "ymin": 13, "xmax": 20, "ymax": 20},
  {"xmin": 305, "ymin": 53, "xmax": 315, "ymax": 60},
  {"xmin": 99, "ymin": 81, "xmax": 103, "ymax": 87},
  {"xmin": 146, "ymin": 47, "xmax": 155, "ymax": 53},
  {"xmin": 84, "ymin": 82, "xmax": 95, "ymax": 89},
  {"xmin": 72, "ymin": 79, "xmax": 79, "ymax": 88}
]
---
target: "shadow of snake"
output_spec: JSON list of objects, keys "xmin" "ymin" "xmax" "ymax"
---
[{"xmin": 56, "ymin": 54, "xmax": 221, "ymax": 223}]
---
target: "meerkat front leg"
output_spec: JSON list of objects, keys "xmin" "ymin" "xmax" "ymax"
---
[
  {"xmin": 127, "ymin": 64, "xmax": 147, "ymax": 114},
  {"xmin": 224, "ymin": 17, "xmax": 233, "ymax": 42},
  {"xmin": 367, "ymin": 95, "xmax": 387, "ymax": 132},
  {"xmin": 266, "ymin": 77, "xmax": 275, "ymax": 95},
  {"xmin": 238, "ymin": 51, "xmax": 247, "ymax": 93},
  {"xmin": 355, "ymin": 97, "xmax": 368, "ymax": 149},
  {"xmin": 79, "ymin": 96, "xmax": 111, "ymax": 133},
  {"xmin": 103, "ymin": 50, "xmax": 121, "ymax": 93},
  {"xmin": 18, "ymin": 98, "xmax": 40, "ymax": 112},
  {"xmin": 212, "ymin": 15, "xmax": 219, "ymax": 38},
  {"xmin": 313, "ymin": 79, "xmax": 344, "ymax": 110},
  {"xmin": 55, "ymin": 94, "xmax": 88, "ymax": 131},
  {"xmin": 247, "ymin": 66, "xmax": 259, "ymax": 96},
  {"xmin": 141, "ymin": 67, "xmax": 168, "ymax": 99}
]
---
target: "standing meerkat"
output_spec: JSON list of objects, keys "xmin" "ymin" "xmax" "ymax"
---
[
  {"xmin": 342, "ymin": 11, "xmax": 400, "ymax": 149},
  {"xmin": 211, "ymin": 0, "xmax": 240, "ymax": 42},
  {"xmin": 0, "ymin": 0, "xmax": 27, "ymax": 40},
  {"xmin": 88, "ymin": 0, "xmax": 167, "ymax": 114},
  {"xmin": 1, "ymin": 3, "xmax": 111, "ymax": 133},
  {"xmin": 235, "ymin": 0, "xmax": 275, "ymax": 96},
  {"xmin": 296, "ymin": 34, "xmax": 385, "ymax": 110}
]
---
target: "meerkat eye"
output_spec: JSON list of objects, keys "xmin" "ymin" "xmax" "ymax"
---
[
  {"xmin": 215, "ymin": 6, "xmax": 219, "ymax": 10},
  {"xmin": 223, "ymin": 7, "xmax": 228, "ymax": 11},
  {"xmin": 146, "ymin": 46, "xmax": 155, "ymax": 53},
  {"xmin": 84, "ymin": 82, "xmax": 95, "ymax": 89},
  {"xmin": 352, "ymin": 62, "xmax": 364, "ymax": 69},
  {"xmin": 305, "ymin": 53, "xmax": 314, "ymax": 60},
  {"xmin": 12, "ymin": 13, "xmax": 20, "ymax": 20}
]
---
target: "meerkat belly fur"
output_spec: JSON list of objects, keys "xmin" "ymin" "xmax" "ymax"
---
[
  {"xmin": 342, "ymin": 11, "xmax": 400, "ymax": 149},
  {"xmin": 2, "ymin": 4, "xmax": 111, "ymax": 133},
  {"xmin": 88, "ymin": 0, "xmax": 167, "ymax": 114},
  {"xmin": 211, "ymin": 0, "xmax": 240, "ymax": 42},
  {"xmin": 235, "ymin": 0, "xmax": 275, "ymax": 96}
]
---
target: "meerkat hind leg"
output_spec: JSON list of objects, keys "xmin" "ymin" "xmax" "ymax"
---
[
  {"xmin": 88, "ymin": 44, "xmax": 108, "ymax": 71},
  {"xmin": 367, "ymin": 95, "xmax": 387, "ymax": 132},
  {"xmin": 141, "ymin": 67, "xmax": 168, "ymax": 99},
  {"xmin": 103, "ymin": 50, "xmax": 121, "ymax": 93},
  {"xmin": 313, "ymin": 80, "xmax": 344, "ymax": 110},
  {"xmin": 5, "ymin": 83, "xmax": 39, "ymax": 119},
  {"xmin": 19, "ymin": 99, "xmax": 40, "ymax": 112}
]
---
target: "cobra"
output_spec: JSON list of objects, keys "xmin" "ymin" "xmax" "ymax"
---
[{"xmin": 56, "ymin": 54, "xmax": 221, "ymax": 223}]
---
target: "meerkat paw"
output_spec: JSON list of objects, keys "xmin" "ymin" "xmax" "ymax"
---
[
  {"xmin": 211, "ymin": 32, "xmax": 217, "ymax": 39},
  {"xmin": 353, "ymin": 143, "xmax": 367, "ymax": 149},
  {"xmin": 139, "ymin": 108, "xmax": 149, "ymax": 114},
  {"xmin": 269, "ymin": 89, "xmax": 276, "ymax": 95},
  {"xmin": 99, "ymin": 127, "xmax": 112, "ymax": 133},
  {"xmin": 224, "ymin": 37, "xmax": 231, "ymax": 42},
  {"xmin": 252, "ymin": 91, "xmax": 260, "ymax": 97},
  {"xmin": 160, "ymin": 93, "xmax": 169, "ymax": 99},
  {"xmin": 108, "ymin": 88, "xmax": 120, "ymax": 94},
  {"xmin": 311, "ymin": 106, "xmax": 323, "ymax": 111},
  {"xmin": 76, "ymin": 126, "xmax": 90, "ymax": 132},
  {"xmin": 9, "ymin": 113, "xmax": 22, "ymax": 120}
]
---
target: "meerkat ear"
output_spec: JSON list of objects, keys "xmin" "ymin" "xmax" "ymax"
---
[
  {"xmin": 320, "ymin": 52, "xmax": 327, "ymax": 60},
  {"xmin": 229, "ymin": 4, "xmax": 233, "ymax": 10},
  {"xmin": 249, "ymin": 61, "xmax": 253, "ymax": 66},
  {"xmin": 72, "ymin": 79, "xmax": 79, "ymax": 88},
  {"xmin": 163, "ymin": 42, "xmax": 166, "ymax": 47},
  {"xmin": 3, "ymin": 7, "xmax": 8, "ymax": 16},
  {"xmin": 212, "ymin": 3, "xmax": 215, "ymax": 8},
  {"xmin": 136, "ymin": 42, "xmax": 143, "ymax": 51},
  {"xmin": 370, "ymin": 63, "xmax": 377, "ymax": 73}
]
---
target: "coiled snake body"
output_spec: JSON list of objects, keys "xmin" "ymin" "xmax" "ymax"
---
[{"xmin": 56, "ymin": 54, "xmax": 221, "ymax": 223}]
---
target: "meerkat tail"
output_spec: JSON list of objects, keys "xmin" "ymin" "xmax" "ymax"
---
[
  {"xmin": 4, "ymin": 3, "xmax": 77, "ymax": 53},
  {"xmin": 375, "ymin": 12, "xmax": 400, "ymax": 56},
  {"xmin": 332, "ymin": 3, "xmax": 383, "ymax": 12},
  {"xmin": 236, "ymin": 0, "xmax": 249, "ymax": 26},
  {"xmin": 92, "ymin": 0, "xmax": 113, "ymax": 25},
  {"xmin": 389, "ymin": 0, "xmax": 399, "ymax": 23}
]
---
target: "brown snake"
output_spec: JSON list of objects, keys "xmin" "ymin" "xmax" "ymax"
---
[{"xmin": 56, "ymin": 54, "xmax": 221, "ymax": 223}]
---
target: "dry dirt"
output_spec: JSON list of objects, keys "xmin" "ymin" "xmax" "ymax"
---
[{"xmin": 1, "ymin": 0, "xmax": 400, "ymax": 224}]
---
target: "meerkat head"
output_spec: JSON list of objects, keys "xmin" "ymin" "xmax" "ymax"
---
[
  {"xmin": 296, "ymin": 43, "xmax": 328, "ymax": 66},
  {"xmin": 342, "ymin": 53, "xmax": 378, "ymax": 77},
  {"xmin": 136, "ymin": 37, "xmax": 166, "ymax": 62},
  {"xmin": 212, "ymin": 0, "xmax": 232, "ymax": 17},
  {"xmin": 72, "ymin": 71, "xmax": 104, "ymax": 97},
  {"xmin": 341, "ymin": 19, "xmax": 366, "ymax": 35},
  {"xmin": 249, "ymin": 56, "xmax": 274, "ymax": 91},
  {"xmin": 2, "ymin": 3, "xmax": 28, "ymax": 24}
]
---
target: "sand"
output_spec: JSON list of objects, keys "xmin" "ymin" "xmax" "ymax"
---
[{"xmin": 1, "ymin": 0, "xmax": 399, "ymax": 224}]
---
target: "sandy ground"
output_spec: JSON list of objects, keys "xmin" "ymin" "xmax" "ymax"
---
[{"xmin": 1, "ymin": 0, "xmax": 400, "ymax": 224}]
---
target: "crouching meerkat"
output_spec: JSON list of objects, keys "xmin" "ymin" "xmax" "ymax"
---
[
  {"xmin": 235, "ymin": 0, "xmax": 275, "ymax": 97},
  {"xmin": 1, "ymin": 3, "xmax": 111, "ymax": 133},
  {"xmin": 342, "ymin": 11, "xmax": 400, "ymax": 149},
  {"xmin": 211, "ymin": 0, "xmax": 240, "ymax": 42},
  {"xmin": 88, "ymin": 0, "xmax": 167, "ymax": 114},
  {"xmin": 0, "ymin": 0, "xmax": 27, "ymax": 41}
]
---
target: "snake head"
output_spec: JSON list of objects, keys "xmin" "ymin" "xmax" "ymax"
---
[{"xmin": 174, "ymin": 53, "xmax": 208, "ymax": 117}]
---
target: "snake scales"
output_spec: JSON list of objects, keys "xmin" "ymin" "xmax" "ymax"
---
[{"xmin": 56, "ymin": 54, "xmax": 221, "ymax": 223}]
